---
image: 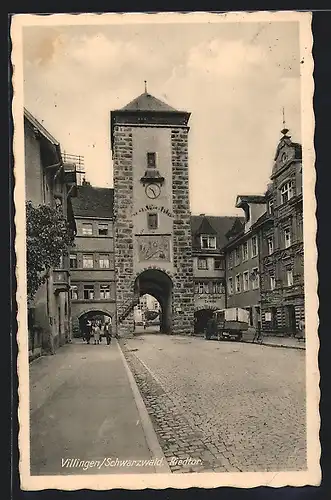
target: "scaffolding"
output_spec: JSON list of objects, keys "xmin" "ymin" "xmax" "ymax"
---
[{"xmin": 62, "ymin": 152, "xmax": 85, "ymax": 185}]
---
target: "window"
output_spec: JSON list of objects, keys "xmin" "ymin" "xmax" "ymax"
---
[
  {"xmin": 69, "ymin": 254, "xmax": 77, "ymax": 269},
  {"xmin": 100, "ymin": 284, "xmax": 110, "ymax": 299},
  {"xmin": 82, "ymin": 254, "xmax": 94, "ymax": 269},
  {"xmin": 228, "ymin": 277, "xmax": 233, "ymax": 295},
  {"xmin": 243, "ymin": 271, "xmax": 249, "ymax": 291},
  {"xmin": 197, "ymin": 282, "xmax": 210, "ymax": 294},
  {"xmin": 284, "ymin": 227, "xmax": 292, "ymax": 248},
  {"xmin": 83, "ymin": 284, "xmax": 94, "ymax": 300},
  {"xmin": 99, "ymin": 254, "xmax": 110, "ymax": 269},
  {"xmin": 270, "ymin": 276, "xmax": 276, "ymax": 290},
  {"xmin": 98, "ymin": 223, "xmax": 108, "ymax": 236},
  {"xmin": 212, "ymin": 281, "xmax": 223, "ymax": 294},
  {"xmin": 147, "ymin": 213, "xmax": 158, "ymax": 230},
  {"xmin": 281, "ymin": 181, "xmax": 294, "ymax": 204},
  {"xmin": 200, "ymin": 235, "xmax": 216, "ymax": 249},
  {"xmin": 214, "ymin": 258, "xmax": 224, "ymax": 270},
  {"xmin": 267, "ymin": 236, "xmax": 274, "ymax": 255},
  {"xmin": 70, "ymin": 285, "xmax": 78, "ymax": 300},
  {"xmin": 82, "ymin": 223, "xmax": 93, "ymax": 236},
  {"xmin": 147, "ymin": 152, "xmax": 156, "ymax": 168},
  {"xmin": 242, "ymin": 242, "xmax": 249, "ymax": 261},
  {"xmin": 235, "ymin": 274, "xmax": 241, "ymax": 294},
  {"xmin": 227, "ymin": 252, "xmax": 233, "ymax": 269},
  {"xmin": 197, "ymin": 257, "xmax": 208, "ymax": 270},
  {"xmin": 251, "ymin": 236, "xmax": 258, "ymax": 257},
  {"xmin": 287, "ymin": 269, "xmax": 294, "ymax": 287},
  {"xmin": 268, "ymin": 200, "xmax": 274, "ymax": 214},
  {"xmin": 251, "ymin": 268, "xmax": 260, "ymax": 289},
  {"xmin": 234, "ymin": 247, "xmax": 240, "ymax": 266}
]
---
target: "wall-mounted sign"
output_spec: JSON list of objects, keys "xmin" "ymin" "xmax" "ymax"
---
[
  {"xmin": 132, "ymin": 205, "xmax": 174, "ymax": 218},
  {"xmin": 137, "ymin": 235, "xmax": 171, "ymax": 261}
]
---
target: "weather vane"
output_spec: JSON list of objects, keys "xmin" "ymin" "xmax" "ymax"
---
[{"xmin": 281, "ymin": 107, "xmax": 289, "ymax": 136}]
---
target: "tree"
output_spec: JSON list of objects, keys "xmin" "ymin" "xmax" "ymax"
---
[{"xmin": 26, "ymin": 201, "xmax": 75, "ymax": 300}]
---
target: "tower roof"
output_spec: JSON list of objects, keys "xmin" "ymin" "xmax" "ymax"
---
[{"xmin": 120, "ymin": 91, "xmax": 178, "ymax": 112}]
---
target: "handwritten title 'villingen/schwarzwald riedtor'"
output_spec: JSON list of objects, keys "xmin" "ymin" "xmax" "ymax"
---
[{"xmin": 61, "ymin": 457, "xmax": 202, "ymax": 470}]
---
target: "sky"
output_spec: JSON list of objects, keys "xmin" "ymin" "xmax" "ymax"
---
[{"xmin": 23, "ymin": 20, "xmax": 301, "ymax": 216}]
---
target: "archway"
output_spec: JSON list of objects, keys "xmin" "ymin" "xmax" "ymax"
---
[
  {"xmin": 134, "ymin": 269, "xmax": 173, "ymax": 334},
  {"xmin": 194, "ymin": 309, "xmax": 215, "ymax": 334},
  {"xmin": 78, "ymin": 310, "xmax": 113, "ymax": 341}
]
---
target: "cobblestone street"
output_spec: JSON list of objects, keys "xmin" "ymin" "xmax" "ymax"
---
[{"xmin": 120, "ymin": 334, "xmax": 306, "ymax": 473}]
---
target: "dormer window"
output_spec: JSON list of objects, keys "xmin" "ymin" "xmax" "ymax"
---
[
  {"xmin": 200, "ymin": 235, "xmax": 216, "ymax": 249},
  {"xmin": 147, "ymin": 152, "xmax": 156, "ymax": 168}
]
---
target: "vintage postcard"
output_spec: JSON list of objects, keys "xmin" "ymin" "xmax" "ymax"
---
[{"xmin": 11, "ymin": 11, "xmax": 320, "ymax": 490}]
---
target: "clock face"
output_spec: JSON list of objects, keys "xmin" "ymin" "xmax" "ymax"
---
[{"xmin": 145, "ymin": 183, "xmax": 161, "ymax": 199}]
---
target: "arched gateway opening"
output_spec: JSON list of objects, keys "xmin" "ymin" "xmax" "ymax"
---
[
  {"xmin": 134, "ymin": 269, "xmax": 173, "ymax": 334},
  {"xmin": 194, "ymin": 309, "xmax": 216, "ymax": 335},
  {"xmin": 78, "ymin": 310, "xmax": 113, "ymax": 340}
]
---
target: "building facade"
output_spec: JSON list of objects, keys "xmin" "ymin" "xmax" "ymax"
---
[
  {"xmin": 260, "ymin": 128, "xmax": 304, "ymax": 335},
  {"xmin": 221, "ymin": 127, "xmax": 304, "ymax": 337},
  {"xmin": 24, "ymin": 108, "xmax": 77, "ymax": 357},
  {"xmin": 69, "ymin": 185, "xmax": 116, "ymax": 335},
  {"xmin": 191, "ymin": 215, "xmax": 238, "ymax": 332},
  {"xmin": 222, "ymin": 197, "xmax": 266, "ymax": 329}
]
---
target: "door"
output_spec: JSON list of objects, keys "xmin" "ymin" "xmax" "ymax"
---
[{"xmin": 286, "ymin": 305, "xmax": 296, "ymax": 335}]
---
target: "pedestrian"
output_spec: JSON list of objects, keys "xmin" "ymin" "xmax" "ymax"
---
[
  {"xmin": 105, "ymin": 322, "xmax": 112, "ymax": 345},
  {"xmin": 85, "ymin": 320, "xmax": 92, "ymax": 344},
  {"xmin": 253, "ymin": 321, "xmax": 262, "ymax": 343},
  {"xmin": 100, "ymin": 322, "xmax": 105, "ymax": 343},
  {"xmin": 93, "ymin": 321, "xmax": 101, "ymax": 345},
  {"xmin": 298, "ymin": 317, "xmax": 305, "ymax": 339}
]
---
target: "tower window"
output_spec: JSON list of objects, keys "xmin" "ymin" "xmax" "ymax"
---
[
  {"xmin": 147, "ymin": 152, "xmax": 156, "ymax": 168},
  {"xmin": 147, "ymin": 213, "xmax": 158, "ymax": 230}
]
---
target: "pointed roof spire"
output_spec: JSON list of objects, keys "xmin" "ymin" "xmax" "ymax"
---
[
  {"xmin": 281, "ymin": 107, "xmax": 289, "ymax": 136},
  {"xmin": 144, "ymin": 80, "xmax": 148, "ymax": 93}
]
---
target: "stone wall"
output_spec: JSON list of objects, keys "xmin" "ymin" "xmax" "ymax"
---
[
  {"xmin": 113, "ymin": 125, "xmax": 135, "ymax": 336},
  {"xmin": 171, "ymin": 128, "xmax": 194, "ymax": 334}
]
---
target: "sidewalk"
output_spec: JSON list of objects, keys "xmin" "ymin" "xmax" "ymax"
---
[
  {"xmin": 29, "ymin": 339, "xmax": 169, "ymax": 475},
  {"xmin": 250, "ymin": 335, "xmax": 305, "ymax": 350},
  {"xmin": 192, "ymin": 330, "xmax": 305, "ymax": 350},
  {"xmin": 242, "ymin": 328, "xmax": 306, "ymax": 350}
]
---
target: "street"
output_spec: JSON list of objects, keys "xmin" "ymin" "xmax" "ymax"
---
[
  {"xmin": 29, "ymin": 334, "xmax": 306, "ymax": 475},
  {"xmin": 121, "ymin": 334, "xmax": 306, "ymax": 473}
]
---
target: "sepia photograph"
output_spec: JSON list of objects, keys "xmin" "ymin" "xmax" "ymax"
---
[{"xmin": 11, "ymin": 11, "xmax": 319, "ymax": 490}]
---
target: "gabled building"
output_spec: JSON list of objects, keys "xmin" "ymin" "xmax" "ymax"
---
[
  {"xmin": 191, "ymin": 214, "xmax": 240, "ymax": 332},
  {"xmin": 24, "ymin": 108, "xmax": 77, "ymax": 357},
  {"xmin": 221, "ymin": 126, "xmax": 304, "ymax": 337},
  {"xmin": 69, "ymin": 184, "xmax": 115, "ymax": 335},
  {"xmin": 259, "ymin": 127, "xmax": 304, "ymax": 335}
]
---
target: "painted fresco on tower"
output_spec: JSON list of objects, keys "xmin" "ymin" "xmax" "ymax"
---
[{"xmin": 137, "ymin": 234, "xmax": 171, "ymax": 261}]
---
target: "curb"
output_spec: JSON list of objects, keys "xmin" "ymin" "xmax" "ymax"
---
[
  {"xmin": 242, "ymin": 340, "xmax": 305, "ymax": 350},
  {"xmin": 116, "ymin": 340, "xmax": 171, "ymax": 474}
]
